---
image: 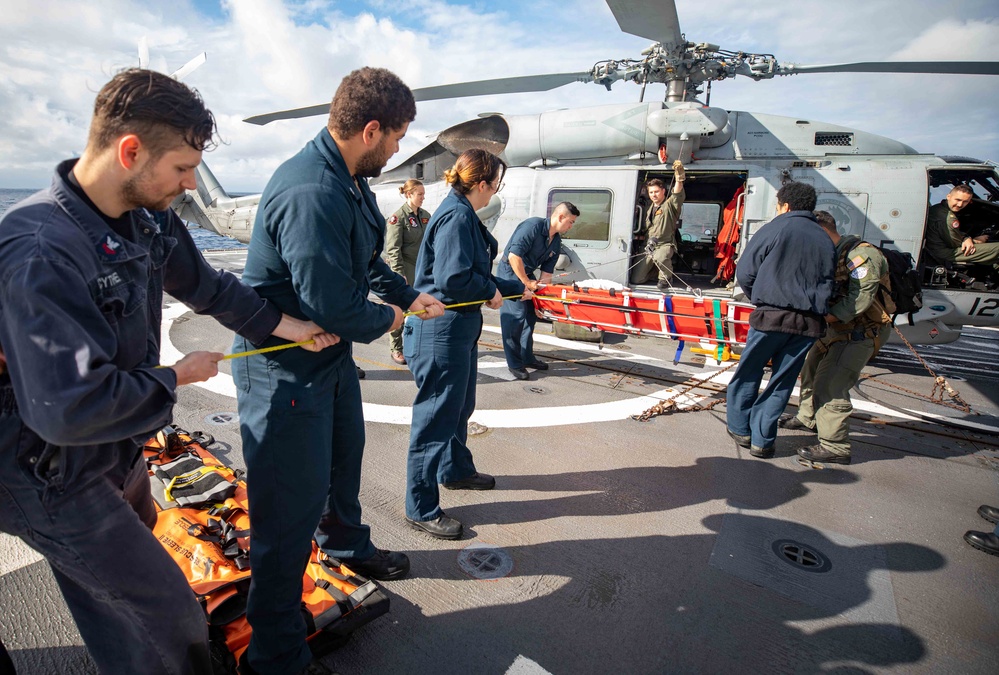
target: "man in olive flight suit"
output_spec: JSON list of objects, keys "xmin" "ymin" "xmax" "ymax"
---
[
  {"xmin": 781, "ymin": 211, "xmax": 893, "ymax": 465},
  {"xmin": 631, "ymin": 160, "xmax": 685, "ymax": 291},
  {"xmin": 925, "ymin": 184, "xmax": 999, "ymax": 267}
]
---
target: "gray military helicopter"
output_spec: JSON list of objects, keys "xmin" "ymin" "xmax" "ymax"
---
[{"xmin": 172, "ymin": 0, "xmax": 999, "ymax": 346}]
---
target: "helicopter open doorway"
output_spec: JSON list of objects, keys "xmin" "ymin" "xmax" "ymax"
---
[
  {"xmin": 922, "ymin": 164, "xmax": 999, "ymax": 293},
  {"xmin": 632, "ymin": 169, "xmax": 748, "ymax": 294}
]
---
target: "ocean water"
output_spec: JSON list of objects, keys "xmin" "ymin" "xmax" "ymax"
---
[{"xmin": 0, "ymin": 187, "xmax": 246, "ymax": 251}]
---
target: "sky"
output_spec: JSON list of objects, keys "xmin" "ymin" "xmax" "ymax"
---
[{"xmin": 1, "ymin": 0, "xmax": 997, "ymax": 191}]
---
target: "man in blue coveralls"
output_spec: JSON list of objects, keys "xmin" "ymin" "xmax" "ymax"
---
[
  {"xmin": 498, "ymin": 202, "xmax": 579, "ymax": 380},
  {"xmin": 233, "ymin": 67, "xmax": 445, "ymax": 675},
  {"xmin": 0, "ymin": 69, "xmax": 335, "ymax": 675}
]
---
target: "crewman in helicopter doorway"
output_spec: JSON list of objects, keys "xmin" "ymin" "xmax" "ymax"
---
[{"xmin": 631, "ymin": 160, "xmax": 686, "ymax": 290}]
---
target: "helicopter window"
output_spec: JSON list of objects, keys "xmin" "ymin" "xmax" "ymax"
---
[
  {"xmin": 814, "ymin": 132, "xmax": 854, "ymax": 147},
  {"xmin": 547, "ymin": 189, "xmax": 612, "ymax": 242},
  {"xmin": 678, "ymin": 203, "xmax": 722, "ymax": 243}
]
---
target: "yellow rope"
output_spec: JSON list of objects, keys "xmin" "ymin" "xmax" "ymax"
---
[
  {"xmin": 403, "ymin": 294, "xmax": 524, "ymax": 316},
  {"xmin": 159, "ymin": 294, "xmax": 527, "ymax": 367}
]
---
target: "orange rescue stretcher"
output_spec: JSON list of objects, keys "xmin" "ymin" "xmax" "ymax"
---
[
  {"xmin": 144, "ymin": 428, "xmax": 389, "ymax": 673},
  {"xmin": 532, "ymin": 284, "xmax": 754, "ymax": 362}
]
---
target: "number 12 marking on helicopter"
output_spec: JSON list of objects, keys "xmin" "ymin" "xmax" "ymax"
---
[{"xmin": 969, "ymin": 297, "xmax": 999, "ymax": 317}]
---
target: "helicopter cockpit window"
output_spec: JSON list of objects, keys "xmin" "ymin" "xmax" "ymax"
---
[{"xmin": 547, "ymin": 189, "xmax": 612, "ymax": 243}]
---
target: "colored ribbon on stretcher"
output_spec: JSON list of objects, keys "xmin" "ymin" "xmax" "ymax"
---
[{"xmin": 532, "ymin": 284, "xmax": 754, "ymax": 361}]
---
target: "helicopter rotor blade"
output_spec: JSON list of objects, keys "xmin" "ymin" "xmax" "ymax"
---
[
  {"xmin": 171, "ymin": 52, "xmax": 207, "ymax": 81},
  {"xmin": 605, "ymin": 0, "xmax": 683, "ymax": 48},
  {"xmin": 779, "ymin": 61, "xmax": 999, "ymax": 76},
  {"xmin": 243, "ymin": 72, "xmax": 591, "ymax": 125},
  {"xmin": 411, "ymin": 72, "xmax": 592, "ymax": 102}
]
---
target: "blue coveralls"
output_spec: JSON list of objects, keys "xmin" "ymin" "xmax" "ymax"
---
[
  {"xmin": 233, "ymin": 129, "xmax": 417, "ymax": 674},
  {"xmin": 404, "ymin": 189, "xmax": 524, "ymax": 522},
  {"xmin": 497, "ymin": 217, "xmax": 561, "ymax": 369},
  {"xmin": 0, "ymin": 160, "xmax": 280, "ymax": 675}
]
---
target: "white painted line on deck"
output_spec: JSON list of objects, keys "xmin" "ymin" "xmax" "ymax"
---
[
  {"xmin": 163, "ymin": 304, "xmax": 916, "ymax": 427},
  {"xmin": 0, "ymin": 533, "xmax": 43, "ymax": 577},
  {"xmin": 506, "ymin": 655, "xmax": 553, "ymax": 674}
]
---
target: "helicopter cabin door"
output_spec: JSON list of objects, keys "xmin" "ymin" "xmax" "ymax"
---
[{"xmin": 531, "ymin": 170, "xmax": 639, "ymax": 286}]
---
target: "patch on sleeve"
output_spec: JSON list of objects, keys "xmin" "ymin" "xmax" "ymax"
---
[
  {"xmin": 846, "ymin": 255, "xmax": 865, "ymax": 271},
  {"xmin": 421, "ymin": 217, "xmax": 429, "ymax": 224},
  {"xmin": 388, "ymin": 215, "xmax": 398, "ymax": 225},
  {"xmin": 850, "ymin": 265, "xmax": 869, "ymax": 280}
]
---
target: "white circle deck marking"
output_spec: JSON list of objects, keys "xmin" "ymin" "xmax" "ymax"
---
[{"xmin": 163, "ymin": 303, "xmax": 915, "ymax": 427}]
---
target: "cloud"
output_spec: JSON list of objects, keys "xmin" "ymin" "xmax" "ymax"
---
[{"xmin": 0, "ymin": 0, "xmax": 996, "ymax": 190}]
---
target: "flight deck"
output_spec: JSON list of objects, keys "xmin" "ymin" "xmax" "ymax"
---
[{"xmin": 1, "ymin": 248, "xmax": 997, "ymax": 674}]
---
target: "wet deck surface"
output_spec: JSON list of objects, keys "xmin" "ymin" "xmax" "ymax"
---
[{"xmin": 2, "ymin": 249, "xmax": 998, "ymax": 674}]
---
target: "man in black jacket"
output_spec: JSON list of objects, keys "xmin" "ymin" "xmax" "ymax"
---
[{"xmin": 725, "ymin": 182, "xmax": 836, "ymax": 458}]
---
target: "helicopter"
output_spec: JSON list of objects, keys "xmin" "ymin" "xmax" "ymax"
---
[{"xmin": 170, "ymin": 0, "xmax": 999, "ymax": 346}]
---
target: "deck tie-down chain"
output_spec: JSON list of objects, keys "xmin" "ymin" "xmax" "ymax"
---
[
  {"xmin": 859, "ymin": 324, "xmax": 975, "ymax": 415},
  {"xmin": 633, "ymin": 361, "xmax": 738, "ymax": 422}
]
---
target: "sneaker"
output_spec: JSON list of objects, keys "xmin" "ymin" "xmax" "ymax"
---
[
  {"xmin": 526, "ymin": 361, "xmax": 548, "ymax": 371},
  {"xmin": 339, "ymin": 549, "xmax": 410, "ymax": 581},
  {"xmin": 509, "ymin": 367, "xmax": 530, "ymax": 380},
  {"xmin": 778, "ymin": 413, "xmax": 815, "ymax": 432}
]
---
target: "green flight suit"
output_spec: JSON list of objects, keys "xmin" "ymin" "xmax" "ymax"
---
[
  {"xmin": 925, "ymin": 201, "xmax": 999, "ymax": 265},
  {"xmin": 631, "ymin": 187, "xmax": 685, "ymax": 285},
  {"xmin": 795, "ymin": 236, "xmax": 892, "ymax": 457},
  {"xmin": 385, "ymin": 203, "xmax": 430, "ymax": 353}
]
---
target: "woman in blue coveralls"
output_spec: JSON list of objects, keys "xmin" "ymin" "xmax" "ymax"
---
[{"xmin": 403, "ymin": 149, "xmax": 531, "ymax": 540}]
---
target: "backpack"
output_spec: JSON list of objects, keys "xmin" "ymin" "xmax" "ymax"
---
[{"xmin": 878, "ymin": 246, "xmax": 923, "ymax": 321}]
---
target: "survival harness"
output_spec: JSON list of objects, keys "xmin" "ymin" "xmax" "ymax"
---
[{"xmin": 818, "ymin": 236, "xmax": 895, "ymax": 356}]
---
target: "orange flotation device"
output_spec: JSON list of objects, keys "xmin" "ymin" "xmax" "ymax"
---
[{"xmin": 713, "ymin": 186, "xmax": 744, "ymax": 284}]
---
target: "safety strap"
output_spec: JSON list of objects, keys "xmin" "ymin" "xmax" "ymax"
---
[
  {"xmin": 318, "ymin": 554, "xmax": 367, "ymax": 587},
  {"xmin": 169, "ymin": 471, "xmax": 237, "ymax": 507},
  {"xmin": 314, "ymin": 579, "xmax": 354, "ymax": 619},
  {"xmin": 153, "ymin": 452, "xmax": 241, "ymax": 507},
  {"xmin": 187, "ymin": 517, "xmax": 251, "ymax": 571},
  {"xmin": 663, "ymin": 297, "xmax": 684, "ymax": 364},
  {"xmin": 711, "ymin": 299, "xmax": 725, "ymax": 362}
]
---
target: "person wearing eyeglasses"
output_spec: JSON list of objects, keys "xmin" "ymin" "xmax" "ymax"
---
[
  {"xmin": 403, "ymin": 149, "xmax": 531, "ymax": 540},
  {"xmin": 497, "ymin": 202, "xmax": 579, "ymax": 380}
]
